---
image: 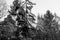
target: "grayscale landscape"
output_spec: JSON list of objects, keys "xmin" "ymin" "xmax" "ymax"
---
[{"xmin": 0, "ymin": 0, "xmax": 60, "ymax": 40}]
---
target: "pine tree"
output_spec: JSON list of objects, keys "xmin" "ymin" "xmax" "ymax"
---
[
  {"xmin": 44, "ymin": 10, "xmax": 54, "ymax": 26},
  {"xmin": 43, "ymin": 10, "xmax": 59, "ymax": 34},
  {"xmin": 43, "ymin": 10, "xmax": 54, "ymax": 32},
  {"xmin": 36, "ymin": 13, "xmax": 45, "ymax": 32},
  {"xmin": 25, "ymin": 0, "xmax": 36, "ymax": 28},
  {"xmin": 8, "ymin": 0, "xmax": 19, "ymax": 16},
  {"xmin": 8, "ymin": 0, "xmax": 36, "ymax": 38}
]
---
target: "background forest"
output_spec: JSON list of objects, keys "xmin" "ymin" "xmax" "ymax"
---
[{"xmin": 0, "ymin": 0, "xmax": 60, "ymax": 40}]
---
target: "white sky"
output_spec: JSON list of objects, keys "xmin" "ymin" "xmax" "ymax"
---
[
  {"xmin": 31, "ymin": 0, "xmax": 60, "ymax": 17},
  {"xmin": 6, "ymin": 0, "xmax": 60, "ymax": 17}
]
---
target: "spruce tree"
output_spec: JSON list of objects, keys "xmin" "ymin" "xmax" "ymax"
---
[
  {"xmin": 44, "ymin": 10, "xmax": 54, "ymax": 26},
  {"xmin": 43, "ymin": 10, "xmax": 59, "ymax": 34},
  {"xmin": 9, "ymin": 0, "xmax": 26, "ymax": 38},
  {"xmin": 26, "ymin": 0, "xmax": 36, "ymax": 26},
  {"xmin": 8, "ymin": 0, "xmax": 36, "ymax": 38},
  {"xmin": 36, "ymin": 13, "xmax": 46, "ymax": 32},
  {"xmin": 21, "ymin": 0, "xmax": 36, "ymax": 28},
  {"xmin": 8, "ymin": 0, "xmax": 19, "ymax": 16}
]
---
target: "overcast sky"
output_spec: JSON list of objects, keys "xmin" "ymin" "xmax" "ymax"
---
[{"xmin": 6, "ymin": 0, "xmax": 60, "ymax": 17}]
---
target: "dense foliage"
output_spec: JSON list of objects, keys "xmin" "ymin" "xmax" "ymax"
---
[
  {"xmin": 36, "ymin": 10, "xmax": 60, "ymax": 40},
  {"xmin": 0, "ymin": 0, "xmax": 60, "ymax": 40}
]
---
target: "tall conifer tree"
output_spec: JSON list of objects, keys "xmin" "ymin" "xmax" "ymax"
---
[{"xmin": 9, "ymin": 0, "xmax": 36, "ymax": 38}]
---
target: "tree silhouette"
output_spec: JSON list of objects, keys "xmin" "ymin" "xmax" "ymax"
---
[{"xmin": 8, "ymin": 0, "xmax": 37, "ymax": 39}]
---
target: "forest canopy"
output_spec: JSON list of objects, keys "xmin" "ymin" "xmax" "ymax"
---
[{"xmin": 0, "ymin": 0, "xmax": 60, "ymax": 40}]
